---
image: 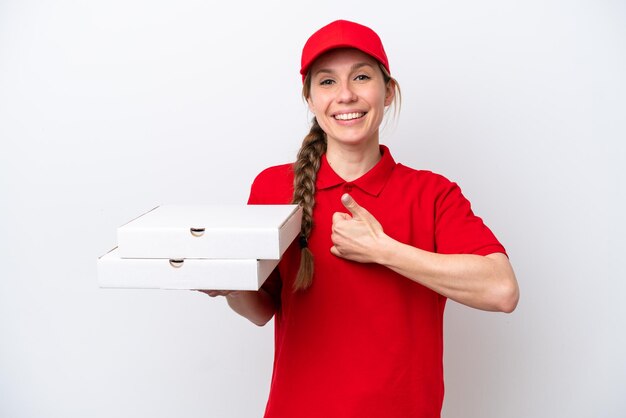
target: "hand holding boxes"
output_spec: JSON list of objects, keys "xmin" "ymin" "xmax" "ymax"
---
[{"xmin": 97, "ymin": 205, "xmax": 302, "ymax": 290}]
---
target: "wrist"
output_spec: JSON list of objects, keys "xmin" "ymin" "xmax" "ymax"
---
[{"xmin": 375, "ymin": 233, "xmax": 397, "ymax": 266}]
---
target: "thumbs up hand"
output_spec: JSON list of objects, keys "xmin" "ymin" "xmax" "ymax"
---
[{"xmin": 330, "ymin": 193, "xmax": 389, "ymax": 264}]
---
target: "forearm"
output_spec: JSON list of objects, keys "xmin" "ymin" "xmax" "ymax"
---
[
  {"xmin": 377, "ymin": 236, "xmax": 519, "ymax": 313},
  {"xmin": 225, "ymin": 289, "xmax": 277, "ymax": 326}
]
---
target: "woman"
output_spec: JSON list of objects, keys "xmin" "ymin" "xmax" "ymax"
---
[{"xmin": 205, "ymin": 19, "xmax": 519, "ymax": 418}]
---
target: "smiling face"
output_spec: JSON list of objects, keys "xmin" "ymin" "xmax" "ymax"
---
[{"xmin": 306, "ymin": 48, "xmax": 395, "ymax": 150}]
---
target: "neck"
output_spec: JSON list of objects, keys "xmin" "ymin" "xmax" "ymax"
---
[{"xmin": 325, "ymin": 140, "xmax": 382, "ymax": 182}]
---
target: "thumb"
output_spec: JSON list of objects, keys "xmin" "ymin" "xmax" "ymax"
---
[{"xmin": 341, "ymin": 193, "xmax": 366, "ymax": 219}]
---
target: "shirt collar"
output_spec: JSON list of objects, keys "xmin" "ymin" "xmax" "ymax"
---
[{"xmin": 316, "ymin": 145, "xmax": 396, "ymax": 197}]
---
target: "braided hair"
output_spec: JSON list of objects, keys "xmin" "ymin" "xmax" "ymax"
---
[{"xmin": 292, "ymin": 117, "xmax": 326, "ymax": 291}]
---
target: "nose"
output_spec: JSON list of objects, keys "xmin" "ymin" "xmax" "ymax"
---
[{"xmin": 336, "ymin": 81, "xmax": 357, "ymax": 103}]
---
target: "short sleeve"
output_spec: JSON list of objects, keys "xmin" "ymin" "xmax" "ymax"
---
[
  {"xmin": 434, "ymin": 180, "xmax": 506, "ymax": 256},
  {"xmin": 247, "ymin": 164, "xmax": 295, "ymax": 205},
  {"xmin": 260, "ymin": 268, "xmax": 282, "ymax": 308},
  {"xmin": 247, "ymin": 164, "xmax": 295, "ymax": 305}
]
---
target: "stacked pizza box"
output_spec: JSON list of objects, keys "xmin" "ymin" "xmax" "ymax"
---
[{"xmin": 97, "ymin": 205, "xmax": 302, "ymax": 290}]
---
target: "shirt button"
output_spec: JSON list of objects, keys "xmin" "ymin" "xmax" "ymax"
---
[{"xmin": 344, "ymin": 184, "xmax": 353, "ymax": 192}]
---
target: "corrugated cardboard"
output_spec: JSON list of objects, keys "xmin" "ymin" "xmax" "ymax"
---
[
  {"xmin": 97, "ymin": 247, "xmax": 279, "ymax": 290},
  {"xmin": 117, "ymin": 205, "xmax": 302, "ymax": 259}
]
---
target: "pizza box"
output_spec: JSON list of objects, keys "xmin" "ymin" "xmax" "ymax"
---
[
  {"xmin": 97, "ymin": 247, "xmax": 279, "ymax": 290},
  {"xmin": 117, "ymin": 205, "xmax": 302, "ymax": 259}
]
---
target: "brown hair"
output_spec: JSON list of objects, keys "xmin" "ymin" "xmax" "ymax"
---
[{"xmin": 291, "ymin": 64, "xmax": 401, "ymax": 291}]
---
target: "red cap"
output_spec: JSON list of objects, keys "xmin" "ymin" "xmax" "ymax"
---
[{"xmin": 300, "ymin": 20, "xmax": 390, "ymax": 81}]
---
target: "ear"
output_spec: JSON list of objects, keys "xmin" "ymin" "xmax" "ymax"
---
[
  {"xmin": 307, "ymin": 96, "xmax": 315, "ymax": 112},
  {"xmin": 384, "ymin": 80, "xmax": 395, "ymax": 107}
]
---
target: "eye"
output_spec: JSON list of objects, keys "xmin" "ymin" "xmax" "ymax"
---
[
  {"xmin": 354, "ymin": 74, "xmax": 371, "ymax": 81},
  {"xmin": 319, "ymin": 79, "xmax": 335, "ymax": 86}
]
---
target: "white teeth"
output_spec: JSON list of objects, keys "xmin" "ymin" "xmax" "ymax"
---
[{"xmin": 334, "ymin": 112, "xmax": 365, "ymax": 121}]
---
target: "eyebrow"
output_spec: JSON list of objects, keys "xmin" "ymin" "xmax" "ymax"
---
[{"xmin": 313, "ymin": 62, "xmax": 375, "ymax": 77}]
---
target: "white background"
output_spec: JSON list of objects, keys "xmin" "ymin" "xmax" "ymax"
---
[{"xmin": 1, "ymin": 0, "xmax": 624, "ymax": 417}]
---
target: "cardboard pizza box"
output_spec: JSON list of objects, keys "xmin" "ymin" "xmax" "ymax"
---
[
  {"xmin": 97, "ymin": 247, "xmax": 279, "ymax": 290},
  {"xmin": 117, "ymin": 204, "xmax": 302, "ymax": 260}
]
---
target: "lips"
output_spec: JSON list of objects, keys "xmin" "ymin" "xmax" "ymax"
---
[{"xmin": 333, "ymin": 112, "xmax": 366, "ymax": 121}]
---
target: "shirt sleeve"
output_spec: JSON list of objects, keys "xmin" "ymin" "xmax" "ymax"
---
[
  {"xmin": 247, "ymin": 166, "xmax": 291, "ymax": 305},
  {"xmin": 260, "ymin": 268, "xmax": 282, "ymax": 309},
  {"xmin": 247, "ymin": 164, "xmax": 295, "ymax": 205},
  {"xmin": 434, "ymin": 179, "xmax": 506, "ymax": 256}
]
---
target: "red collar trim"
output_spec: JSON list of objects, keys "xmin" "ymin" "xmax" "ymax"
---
[{"xmin": 316, "ymin": 145, "xmax": 396, "ymax": 197}]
